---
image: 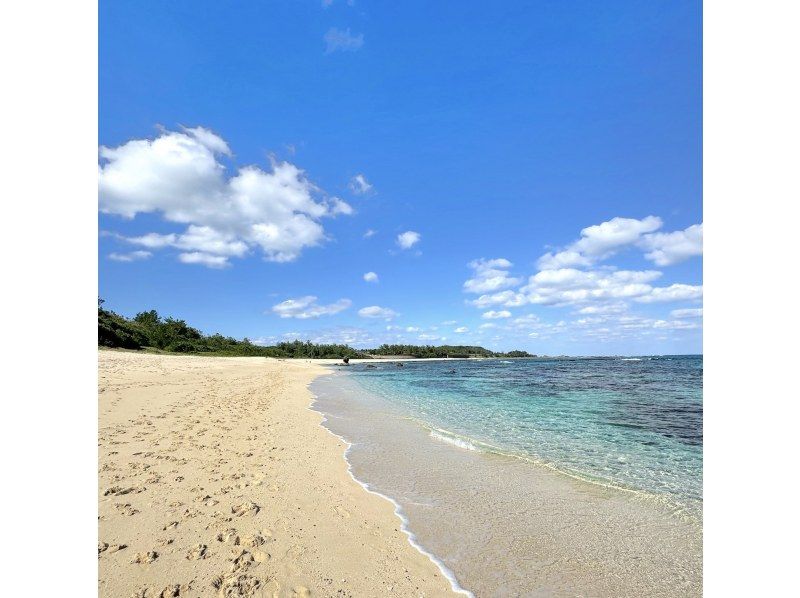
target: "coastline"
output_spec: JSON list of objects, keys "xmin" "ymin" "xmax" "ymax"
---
[
  {"xmin": 312, "ymin": 366, "xmax": 702, "ymax": 597},
  {"xmin": 308, "ymin": 389, "xmax": 474, "ymax": 598},
  {"xmin": 98, "ymin": 350, "xmax": 457, "ymax": 597}
]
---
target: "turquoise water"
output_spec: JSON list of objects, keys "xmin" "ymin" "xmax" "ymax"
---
[{"xmin": 346, "ymin": 355, "xmax": 702, "ymax": 518}]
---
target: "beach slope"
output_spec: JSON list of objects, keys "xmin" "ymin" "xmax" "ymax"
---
[{"xmin": 98, "ymin": 351, "xmax": 456, "ymax": 597}]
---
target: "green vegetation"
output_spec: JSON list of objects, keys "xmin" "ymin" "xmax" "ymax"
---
[
  {"xmin": 98, "ymin": 302, "xmax": 533, "ymax": 359},
  {"xmin": 367, "ymin": 344, "xmax": 533, "ymax": 359}
]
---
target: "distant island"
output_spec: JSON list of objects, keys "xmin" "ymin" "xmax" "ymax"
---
[{"xmin": 98, "ymin": 303, "xmax": 534, "ymax": 359}]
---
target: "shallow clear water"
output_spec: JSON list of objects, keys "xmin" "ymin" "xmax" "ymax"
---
[
  {"xmin": 346, "ymin": 356, "xmax": 702, "ymax": 517},
  {"xmin": 311, "ymin": 356, "xmax": 702, "ymax": 597}
]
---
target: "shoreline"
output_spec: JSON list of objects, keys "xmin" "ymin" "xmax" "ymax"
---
[
  {"xmin": 308, "ymin": 386, "xmax": 474, "ymax": 598},
  {"xmin": 311, "ymin": 367, "xmax": 702, "ymax": 597},
  {"xmin": 98, "ymin": 351, "xmax": 457, "ymax": 597}
]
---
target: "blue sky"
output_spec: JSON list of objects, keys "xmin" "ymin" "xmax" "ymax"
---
[{"xmin": 99, "ymin": 0, "xmax": 702, "ymax": 355}]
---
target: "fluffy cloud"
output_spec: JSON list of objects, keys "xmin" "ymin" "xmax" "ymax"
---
[
  {"xmin": 363, "ymin": 229, "xmax": 377, "ymax": 238},
  {"xmin": 538, "ymin": 216, "xmax": 662, "ymax": 270},
  {"xmin": 454, "ymin": 326, "xmax": 468, "ymax": 333},
  {"xmin": 482, "ymin": 310, "xmax": 512, "ymax": 319},
  {"xmin": 108, "ymin": 250, "xmax": 152, "ymax": 262},
  {"xmin": 99, "ymin": 126, "xmax": 352, "ymax": 267},
  {"xmin": 349, "ymin": 174, "xmax": 373, "ymax": 195},
  {"xmin": 538, "ymin": 216, "xmax": 703, "ymax": 270},
  {"xmin": 460, "ymin": 217, "xmax": 703, "ymax": 346},
  {"xmin": 468, "ymin": 289, "xmax": 528, "ymax": 308},
  {"xmin": 178, "ymin": 252, "xmax": 231, "ymax": 268},
  {"xmin": 328, "ymin": 197, "xmax": 354, "ymax": 216},
  {"xmin": 358, "ymin": 305, "xmax": 398, "ymax": 320},
  {"xmin": 271, "ymin": 296, "xmax": 352, "ymax": 319},
  {"xmin": 396, "ymin": 231, "xmax": 421, "ymax": 249},
  {"xmin": 635, "ymin": 284, "xmax": 703, "ymax": 303},
  {"xmin": 363, "ymin": 271, "xmax": 379, "ymax": 283},
  {"xmin": 324, "ymin": 27, "xmax": 363, "ymax": 53},
  {"xmin": 418, "ymin": 333, "xmax": 443, "ymax": 341},
  {"xmin": 576, "ymin": 302, "xmax": 628, "ymax": 315},
  {"xmin": 523, "ymin": 268, "xmax": 663, "ymax": 306},
  {"xmin": 463, "ymin": 258, "xmax": 522, "ymax": 294},
  {"xmin": 639, "ymin": 224, "xmax": 703, "ymax": 266}
]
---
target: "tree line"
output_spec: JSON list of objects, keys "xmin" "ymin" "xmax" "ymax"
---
[{"xmin": 98, "ymin": 302, "xmax": 533, "ymax": 359}]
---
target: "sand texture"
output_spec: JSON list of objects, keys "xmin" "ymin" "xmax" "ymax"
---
[{"xmin": 98, "ymin": 350, "xmax": 456, "ymax": 598}]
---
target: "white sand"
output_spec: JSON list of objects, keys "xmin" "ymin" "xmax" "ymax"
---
[{"xmin": 98, "ymin": 350, "xmax": 457, "ymax": 597}]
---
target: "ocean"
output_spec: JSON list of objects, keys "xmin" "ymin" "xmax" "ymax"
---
[{"xmin": 311, "ymin": 356, "xmax": 703, "ymax": 597}]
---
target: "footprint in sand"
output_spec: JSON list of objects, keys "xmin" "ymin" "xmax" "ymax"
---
[
  {"xmin": 231, "ymin": 502, "xmax": 260, "ymax": 517},
  {"xmin": 211, "ymin": 573, "xmax": 261, "ymax": 597},
  {"xmin": 115, "ymin": 503, "xmax": 140, "ymax": 516},
  {"xmin": 130, "ymin": 583, "xmax": 189, "ymax": 598},
  {"xmin": 216, "ymin": 529, "xmax": 240, "ymax": 545},
  {"xmin": 229, "ymin": 549, "xmax": 255, "ymax": 573},
  {"xmin": 240, "ymin": 533, "xmax": 266, "ymax": 548},
  {"xmin": 99, "ymin": 542, "xmax": 127, "ymax": 556},
  {"xmin": 186, "ymin": 544, "xmax": 208, "ymax": 560},
  {"xmin": 132, "ymin": 551, "xmax": 159, "ymax": 564}
]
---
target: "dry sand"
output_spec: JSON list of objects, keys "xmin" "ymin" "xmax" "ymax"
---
[{"xmin": 98, "ymin": 350, "xmax": 457, "ymax": 598}]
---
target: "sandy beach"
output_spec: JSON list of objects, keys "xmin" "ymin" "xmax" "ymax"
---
[{"xmin": 98, "ymin": 350, "xmax": 457, "ymax": 597}]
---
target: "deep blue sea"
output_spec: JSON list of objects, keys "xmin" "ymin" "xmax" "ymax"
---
[{"xmin": 345, "ymin": 355, "xmax": 702, "ymax": 517}]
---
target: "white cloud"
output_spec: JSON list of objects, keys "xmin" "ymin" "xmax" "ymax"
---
[
  {"xmin": 463, "ymin": 258, "xmax": 522, "ymax": 294},
  {"xmin": 405, "ymin": 326, "xmax": 421, "ymax": 332},
  {"xmin": 538, "ymin": 216, "xmax": 702, "ymax": 270},
  {"xmin": 125, "ymin": 232, "xmax": 177, "ymax": 249},
  {"xmin": 363, "ymin": 271, "xmax": 379, "ymax": 283},
  {"xmin": 536, "ymin": 250, "xmax": 593, "ymax": 270},
  {"xmin": 99, "ymin": 127, "xmax": 351, "ymax": 266},
  {"xmin": 178, "ymin": 252, "xmax": 231, "ymax": 269},
  {"xmin": 639, "ymin": 223, "xmax": 703, "ymax": 266},
  {"xmin": 396, "ymin": 231, "xmax": 421, "ymax": 249},
  {"xmin": 522, "ymin": 268, "xmax": 662, "ymax": 306},
  {"xmin": 468, "ymin": 289, "xmax": 528, "ymax": 308},
  {"xmin": 124, "ymin": 226, "xmax": 249, "ymax": 264},
  {"xmin": 482, "ymin": 310, "xmax": 512, "ymax": 319},
  {"xmin": 324, "ymin": 27, "xmax": 363, "ymax": 53},
  {"xmin": 328, "ymin": 197, "xmax": 354, "ymax": 216},
  {"xmin": 180, "ymin": 125, "xmax": 232, "ymax": 156},
  {"xmin": 538, "ymin": 216, "xmax": 662, "ymax": 270},
  {"xmin": 358, "ymin": 305, "xmax": 398, "ymax": 320},
  {"xmin": 441, "ymin": 320, "xmax": 458, "ymax": 326},
  {"xmin": 418, "ymin": 333, "xmax": 442, "ymax": 341},
  {"xmin": 108, "ymin": 250, "xmax": 152, "ymax": 262},
  {"xmin": 363, "ymin": 229, "xmax": 377, "ymax": 238},
  {"xmin": 635, "ymin": 284, "xmax": 703, "ymax": 303},
  {"xmin": 671, "ymin": 308, "xmax": 703, "ymax": 319},
  {"xmin": 576, "ymin": 302, "xmax": 628, "ymax": 315},
  {"xmin": 272, "ymin": 296, "xmax": 352, "ymax": 319},
  {"xmin": 454, "ymin": 326, "xmax": 468, "ymax": 333},
  {"xmin": 349, "ymin": 174, "xmax": 373, "ymax": 195}
]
